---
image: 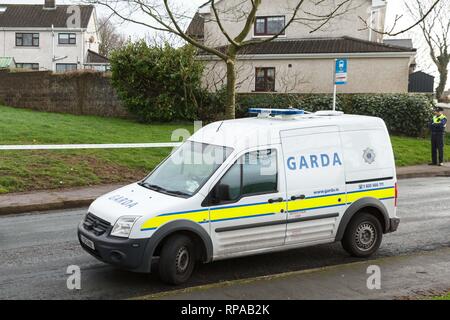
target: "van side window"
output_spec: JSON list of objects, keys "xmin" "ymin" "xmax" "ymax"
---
[
  {"xmin": 217, "ymin": 161, "xmax": 241, "ymax": 201},
  {"xmin": 210, "ymin": 149, "xmax": 278, "ymax": 205},
  {"xmin": 242, "ymin": 149, "xmax": 277, "ymax": 195}
]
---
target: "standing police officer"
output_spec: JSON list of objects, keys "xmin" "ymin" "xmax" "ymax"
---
[{"xmin": 429, "ymin": 107, "xmax": 447, "ymax": 166}]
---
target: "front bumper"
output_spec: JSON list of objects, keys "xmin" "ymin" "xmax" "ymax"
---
[
  {"xmin": 78, "ymin": 223, "xmax": 150, "ymax": 272},
  {"xmin": 388, "ymin": 218, "xmax": 400, "ymax": 233}
]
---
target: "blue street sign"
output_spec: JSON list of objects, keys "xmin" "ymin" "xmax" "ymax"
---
[{"xmin": 335, "ymin": 58, "xmax": 348, "ymax": 85}]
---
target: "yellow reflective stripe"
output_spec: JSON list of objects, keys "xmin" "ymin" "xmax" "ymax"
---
[
  {"xmin": 210, "ymin": 202, "xmax": 284, "ymax": 222},
  {"xmin": 141, "ymin": 210, "xmax": 209, "ymax": 230},
  {"xmin": 288, "ymin": 194, "xmax": 344, "ymax": 212},
  {"xmin": 140, "ymin": 202, "xmax": 284, "ymax": 230},
  {"xmin": 346, "ymin": 187, "xmax": 395, "ymax": 203},
  {"xmin": 140, "ymin": 187, "xmax": 395, "ymax": 231}
]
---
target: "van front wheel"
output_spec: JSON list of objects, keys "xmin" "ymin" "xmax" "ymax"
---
[
  {"xmin": 158, "ymin": 234, "xmax": 196, "ymax": 285},
  {"xmin": 342, "ymin": 213, "xmax": 383, "ymax": 258}
]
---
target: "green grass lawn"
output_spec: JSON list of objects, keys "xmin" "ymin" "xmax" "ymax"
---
[
  {"xmin": 0, "ymin": 105, "xmax": 449, "ymax": 194},
  {"xmin": 433, "ymin": 292, "xmax": 450, "ymax": 300},
  {"xmin": 391, "ymin": 135, "xmax": 450, "ymax": 166},
  {"xmin": 0, "ymin": 105, "xmax": 192, "ymax": 194}
]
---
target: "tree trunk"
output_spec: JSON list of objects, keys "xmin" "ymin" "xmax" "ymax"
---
[
  {"xmin": 225, "ymin": 57, "xmax": 237, "ymax": 119},
  {"xmin": 436, "ymin": 61, "xmax": 448, "ymax": 101}
]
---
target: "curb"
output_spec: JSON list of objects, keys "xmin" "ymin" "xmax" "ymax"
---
[
  {"xmin": 0, "ymin": 183, "xmax": 123, "ymax": 216},
  {"xmin": 0, "ymin": 170, "xmax": 449, "ymax": 216},
  {"xmin": 0, "ymin": 198, "xmax": 95, "ymax": 216},
  {"xmin": 397, "ymin": 171, "xmax": 450, "ymax": 179},
  {"xmin": 130, "ymin": 247, "xmax": 450, "ymax": 300}
]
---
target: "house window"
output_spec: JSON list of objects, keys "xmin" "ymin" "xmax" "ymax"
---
[
  {"xmin": 58, "ymin": 33, "xmax": 76, "ymax": 45},
  {"xmin": 16, "ymin": 33, "xmax": 39, "ymax": 47},
  {"xmin": 56, "ymin": 63, "xmax": 78, "ymax": 72},
  {"xmin": 255, "ymin": 67, "xmax": 276, "ymax": 92},
  {"xmin": 254, "ymin": 16, "xmax": 285, "ymax": 36},
  {"xmin": 16, "ymin": 63, "xmax": 39, "ymax": 70}
]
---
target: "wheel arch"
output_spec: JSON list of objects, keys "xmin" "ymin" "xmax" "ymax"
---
[
  {"xmin": 335, "ymin": 197, "xmax": 390, "ymax": 241},
  {"xmin": 140, "ymin": 219, "xmax": 213, "ymax": 273}
]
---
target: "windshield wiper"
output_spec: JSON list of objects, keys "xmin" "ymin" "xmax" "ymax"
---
[
  {"xmin": 138, "ymin": 182, "xmax": 190, "ymax": 197},
  {"xmin": 164, "ymin": 190, "xmax": 191, "ymax": 197},
  {"xmin": 138, "ymin": 182, "xmax": 165, "ymax": 192}
]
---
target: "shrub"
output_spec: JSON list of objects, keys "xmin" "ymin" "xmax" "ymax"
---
[
  {"xmin": 344, "ymin": 94, "xmax": 434, "ymax": 137},
  {"xmin": 110, "ymin": 41, "xmax": 205, "ymax": 122},
  {"xmin": 198, "ymin": 92, "xmax": 434, "ymax": 137},
  {"xmin": 235, "ymin": 93, "xmax": 339, "ymax": 117}
]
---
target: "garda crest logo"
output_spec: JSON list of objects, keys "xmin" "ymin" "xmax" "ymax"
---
[{"xmin": 363, "ymin": 148, "xmax": 376, "ymax": 164}]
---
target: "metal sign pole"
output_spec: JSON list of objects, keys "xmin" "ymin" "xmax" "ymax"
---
[
  {"xmin": 333, "ymin": 58, "xmax": 348, "ymax": 112},
  {"xmin": 332, "ymin": 59, "xmax": 337, "ymax": 111},
  {"xmin": 332, "ymin": 82, "xmax": 337, "ymax": 112}
]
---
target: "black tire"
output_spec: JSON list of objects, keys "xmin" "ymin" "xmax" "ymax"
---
[
  {"xmin": 158, "ymin": 234, "xmax": 196, "ymax": 285},
  {"xmin": 341, "ymin": 212, "xmax": 383, "ymax": 258}
]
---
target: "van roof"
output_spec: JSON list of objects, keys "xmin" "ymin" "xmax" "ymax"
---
[{"xmin": 189, "ymin": 113, "xmax": 387, "ymax": 152}]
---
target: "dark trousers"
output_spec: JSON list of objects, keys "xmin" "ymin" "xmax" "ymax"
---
[{"xmin": 431, "ymin": 133, "xmax": 444, "ymax": 164}]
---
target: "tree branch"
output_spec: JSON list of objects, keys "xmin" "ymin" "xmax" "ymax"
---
[{"xmin": 360, "ymin": 0, "xmax": 443, "ymax": 36}]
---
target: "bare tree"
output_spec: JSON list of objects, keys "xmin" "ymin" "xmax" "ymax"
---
[
  {"xmin": 86, "ymin": 0, "xmax": 362, "ymax": 119},
  {"xmin": 405, "ymin": 0, "xmax": 449, "ymax": 101},
  {"xmin": 359, "ymin": 0, "xmax": 444, "ymax": 37},
  {"xmin": 98, "ymin": 16, "xmax": 127, "ymax": 57}
]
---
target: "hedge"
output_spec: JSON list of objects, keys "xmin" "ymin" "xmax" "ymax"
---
[
  {"xmin": 199, "ymin": 93, "xmax": 434, "ymax": 137},
  {"xmin": 110, "ymin": 42, "xmax": 204, "ymax": 122}
]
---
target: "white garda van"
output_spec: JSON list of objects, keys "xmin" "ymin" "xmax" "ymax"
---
[{"xmin": 78, "ymin": 108, "xmax": 400, "ymax": 284}]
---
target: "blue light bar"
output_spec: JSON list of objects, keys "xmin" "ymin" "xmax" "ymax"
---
[{"xmin": 248, "ymin": 108, "xmax": 305, "ymax": 116}]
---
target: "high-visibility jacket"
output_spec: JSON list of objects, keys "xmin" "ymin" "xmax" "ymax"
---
[{"xmin": 431, "ymin": 114, "xmax": 447, "ymax": 133}]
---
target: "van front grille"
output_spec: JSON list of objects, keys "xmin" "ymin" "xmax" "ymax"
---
[{"xmin": 83, "ymin": 213, "xmax": 111, "ymax": 236}]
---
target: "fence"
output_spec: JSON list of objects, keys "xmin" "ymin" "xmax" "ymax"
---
[{"xmin": 0, "ymin": 70, "xmax": 127, "ymax": 117}]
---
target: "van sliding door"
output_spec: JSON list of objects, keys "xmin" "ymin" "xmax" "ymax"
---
[{"xmin": 280, "ymin": 126, "xmax": 347, "ymax": 245}]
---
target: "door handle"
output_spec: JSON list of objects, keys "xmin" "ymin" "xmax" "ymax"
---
[
  {"xmin": 291, "ymin": 194, "xmax": 306, "ymax": 201},
  {"xmin": 268, "ymin": 197, "xmax": 284, "ymax": 204}
]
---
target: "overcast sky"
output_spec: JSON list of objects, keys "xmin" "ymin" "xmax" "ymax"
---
[{"xmin": 2, "ymin": 0, "xmax": 448, "ymax": 89}]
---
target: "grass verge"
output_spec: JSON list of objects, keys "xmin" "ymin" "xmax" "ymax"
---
[
  {"xmin": 0, "ymin": 105, "xmax": 192, "ymax": 194},
  {"xmin": 433, "ymin": 292, "xmax": 450, "ymax": 300},
  {"xmin": 0, "ymin": 105, "xmax": 449, "ymax": 194},
  {"xmin": 391, "ymin": 135, "xmax": 450, "ymax": 166}
]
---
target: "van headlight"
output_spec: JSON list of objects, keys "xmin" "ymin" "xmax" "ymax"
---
[{"xmin": 111, "ymin": 216, "xmax": 140, "ymax": 238}]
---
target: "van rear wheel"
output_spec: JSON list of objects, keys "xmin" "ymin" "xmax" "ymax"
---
[
  {"xmin": 342, "ymin": 212, "xmax": 382, "ymax": 258},
  {"xmin": 158, "ymin": 234, "xmax": 196, "ymax": 285}
]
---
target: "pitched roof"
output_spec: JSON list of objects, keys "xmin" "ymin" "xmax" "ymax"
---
[
  {"xmin": 410, "ymin": 70, "xmax": 435, "ymax": 79},
  {"xmin": 186, "ymin": 12, "xmax": 205, "ymax": 39},
  {"xmin": 383, "ymin": 39, "xmax": 414, "ymax": 49},
  {"xmin": 201, "ymin": 37, "xmax": 416, "ymax": 56},
  {"xmin": 86, "ymin": 50, "xmax": 109, "ymax": 64},
  {"xmin": 0, "ymin": 4, "xmax": 94, "ymax": 28}
]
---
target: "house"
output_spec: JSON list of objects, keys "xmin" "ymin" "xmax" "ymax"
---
[
  {"xmin": 383, "ymin": 38, "xmax": 417, "ymax": 73},
  {"xmin": 408, "ymin": 71, "xmax": 435, "ymax": 94},
  {"xmin": 187, "ymin": 0, "xmax": 416, "ymax": 94},
  {"xmin": 0, "ymin": 0, "xmax": 109, "ymax": 72}
]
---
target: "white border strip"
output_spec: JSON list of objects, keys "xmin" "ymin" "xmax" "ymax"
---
[
  {"xmin": 0, "ymin": 143, "xmax": 182, "ymax": 150},
  {"xmin": 197, "ymin": 51, "xmax": 416, "ymax": 61}
]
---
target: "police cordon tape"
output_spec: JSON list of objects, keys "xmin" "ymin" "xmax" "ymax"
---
[{"xmin": 0, "ymin": 142, "xmax": 182, "ymax": 150}]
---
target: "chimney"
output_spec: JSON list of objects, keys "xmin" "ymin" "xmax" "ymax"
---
[{"xmin": 44, "ymin": 0, "xmax": 56, "ymax": 9}]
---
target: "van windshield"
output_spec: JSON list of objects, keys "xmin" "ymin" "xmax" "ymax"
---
[{"xmin": 139, "ymin": 141, "xmax": 233, "ymax": 197}]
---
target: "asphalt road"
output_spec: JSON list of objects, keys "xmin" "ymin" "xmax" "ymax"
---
[{"xmin": 1, "ymin": 177, "xmax": 449, "ymax": 300}]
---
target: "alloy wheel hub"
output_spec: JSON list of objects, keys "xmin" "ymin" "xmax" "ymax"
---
[{"xmin": 355, "ymin": 222, "xmax": 377, "ymax": 251}]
